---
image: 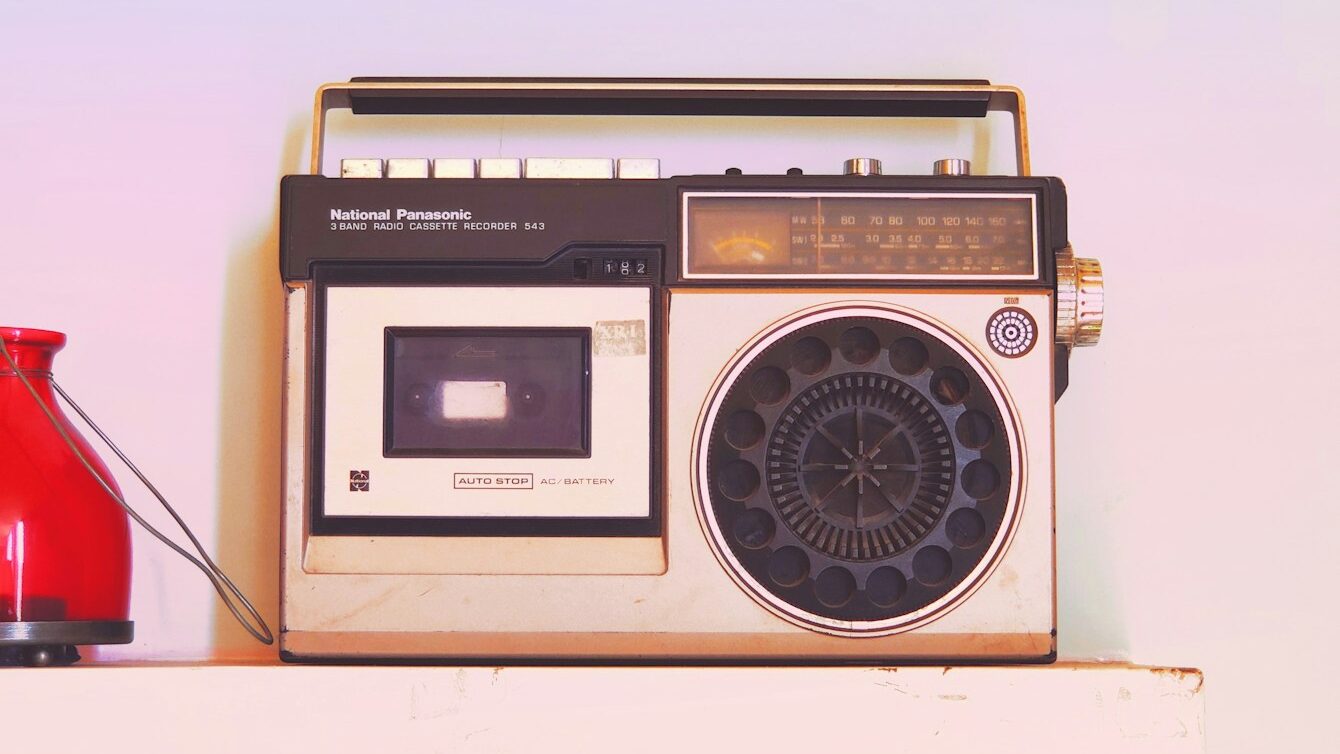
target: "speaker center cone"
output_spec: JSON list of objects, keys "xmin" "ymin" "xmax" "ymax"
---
[{"xmin": 774, "ymin": 375, "xmax": 951, "ymax": 560}]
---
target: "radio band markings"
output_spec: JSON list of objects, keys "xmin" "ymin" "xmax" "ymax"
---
[{"xmin": 683, "ymin": 192, "xmax": 1039, "ymax": 280}]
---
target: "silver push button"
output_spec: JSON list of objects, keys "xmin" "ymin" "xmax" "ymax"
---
[
  {"xmin": 843, "ymin": 158, "xmax": 882, "ymax": 176},
  {"xmin": 386, "ymin": 158, "xmax": 430, "ymax": 178},
  {"xmin": 933, "ymin": 158, "xmax": 971, "ymax": 176},
  {"xmin": 479, "ymin": 158, "xmax": 523, "ymax": 179},
  {"xmin": 432, "ymin": 158, "xmax": 477, "ymax": 178},
  {"xmin": 616, "ymin": 158, "xmax": 660, "ymax": 179},
  {"xmin": 340, "ymin": 159, "xmax": 383, "ymax": 178},
  {"xmin": 524, "ymin": 158, "xmax": 615, "ymax": 179}
]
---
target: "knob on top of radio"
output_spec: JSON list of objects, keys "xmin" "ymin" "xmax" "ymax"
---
[
  {"xmin": 934, "ymin": 158, "xmax": 971, "ymax": 176},
  {"xmin": 842, "ymin": 157, "xmax": 882, "ymax": 176},
  {"xmin": 1055, "ymin": 246, "xmax": 1105, "ymax": 348}
]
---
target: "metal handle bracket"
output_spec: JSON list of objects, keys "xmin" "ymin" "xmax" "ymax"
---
[{"xmin": 310, "ymin": 78, "xmax": 1030, "ymax": 176}]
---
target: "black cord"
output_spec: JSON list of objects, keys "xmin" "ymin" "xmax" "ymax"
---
[{"xmin": 0, "ymin": 341, "xmax": 273, "ymax": 645}]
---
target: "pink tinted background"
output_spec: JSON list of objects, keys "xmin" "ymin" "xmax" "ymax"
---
[{"xmin": 1, "ymin": 1, "xmax": 1336, "ymax": 751}]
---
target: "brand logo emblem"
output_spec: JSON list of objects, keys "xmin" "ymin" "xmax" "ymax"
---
[
  {"xmin": 986, "ymin": 307, "xmax": 1038, "ymax": 358},
  {"xmin": 454, "ymin": 343, "xmax": 497, "ymax": 359},
  {"xmin": 349, "ymin": 470, "xmax": 370, "ymax": 492}
]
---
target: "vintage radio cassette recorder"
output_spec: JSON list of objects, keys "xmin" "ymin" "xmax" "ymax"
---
[{"xmin": 279, "ymin": 79, "xmax": 1104, "ymax": 662}]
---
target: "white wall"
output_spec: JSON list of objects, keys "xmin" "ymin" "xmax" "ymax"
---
[{"xmin": 2, "ymin": 1, "xmax": 1335, "ymax": 751}]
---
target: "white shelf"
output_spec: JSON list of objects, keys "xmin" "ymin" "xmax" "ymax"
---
[{"xmin": 0, "ymin": 662, "xmax": 1202, "ymax": 753}]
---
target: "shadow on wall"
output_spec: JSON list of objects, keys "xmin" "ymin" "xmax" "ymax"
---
[
  {"xmin": 1057, "ymin": 500, "xmax": 1129, "ymax": 661},
  {"xmin": 209, "ymin": 119, "xmax": 306, "ymax": 659}
]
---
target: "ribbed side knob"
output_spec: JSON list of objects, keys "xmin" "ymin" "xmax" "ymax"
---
[{"xmin": 1055, "ymin": 246, "xmax": 1104, "ymax": 348}]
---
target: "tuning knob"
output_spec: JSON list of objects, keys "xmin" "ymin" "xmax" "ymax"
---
[
  {"xmin": 933, "ymin": 158, "xmax": 971, "ymax": 176},
  {"xmin": 1055, "ymin": 246, "xmax": 1104, "ymax": 348},
  {"xmin": 843, "ymin": 158, "xmax": 882, "ymax": 176}
]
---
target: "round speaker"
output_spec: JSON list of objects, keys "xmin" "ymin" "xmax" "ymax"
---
[{"xmin": 694, "ymin": 303, "xmax": 1023, "ymax": 636}]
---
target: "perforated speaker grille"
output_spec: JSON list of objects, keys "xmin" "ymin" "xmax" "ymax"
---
[{"xmin": 699, "ymin": 309, "xmax": 1017, "ymax": 631}]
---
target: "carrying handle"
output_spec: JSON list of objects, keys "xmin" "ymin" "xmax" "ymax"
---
[{"xmin": 310, "ymin": 78, "xmax": 1030, "ymax": 176}]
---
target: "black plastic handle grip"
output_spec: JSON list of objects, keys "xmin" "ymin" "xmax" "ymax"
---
[
  {"xmin": 344, "ymin": 77, "xmax": 995, "ymax": 118},
  {"xmin": 311, "ymin": 78, "xmax": 1030, "ymax": 175}
]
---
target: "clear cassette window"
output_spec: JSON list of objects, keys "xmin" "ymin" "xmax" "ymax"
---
[{"xmin": 384, "ymin": 327, "xmax": 591, "ymax": 457}]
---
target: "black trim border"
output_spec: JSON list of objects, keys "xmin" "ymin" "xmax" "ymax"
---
[
  {"xmin": 308, "ymin": 257, "xmax": 664, "ymax": 538},
  {"xmin": 382, "ymin": 326, "xmax": 593, "ymax": 458}
]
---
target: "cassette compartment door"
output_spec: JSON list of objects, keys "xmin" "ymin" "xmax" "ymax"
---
[{"xmin": 316, "ymin": 284, "xmax": 653, "ymax": 535}]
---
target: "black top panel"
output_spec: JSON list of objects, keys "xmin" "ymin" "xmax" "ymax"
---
[
  {"xmin": 280, "ymin": 176, "xmax": 670, "ymax": 280},
  {"xmin": 280, "ymin": 174, "xmax": 1066, "ymax": 288}
]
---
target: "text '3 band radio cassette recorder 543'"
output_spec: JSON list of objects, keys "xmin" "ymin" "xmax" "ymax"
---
[{"xmin": 279, "ymin": 79, "xmax": 1104, "ymax": 662}]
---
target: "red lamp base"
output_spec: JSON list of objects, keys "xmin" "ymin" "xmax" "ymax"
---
[{"xmin": 0, "ymin": 620, "xmax": 134, "ymax": 666}]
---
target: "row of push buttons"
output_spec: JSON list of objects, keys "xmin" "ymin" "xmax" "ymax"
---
[{"xmin": 339, "ymin": 157, "xmax": 660, "ymax": 180}]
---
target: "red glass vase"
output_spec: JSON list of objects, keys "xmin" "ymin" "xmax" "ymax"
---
[{"xmin": 1, "ymin": 327, "xmax": 133, "ymax": 665}]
